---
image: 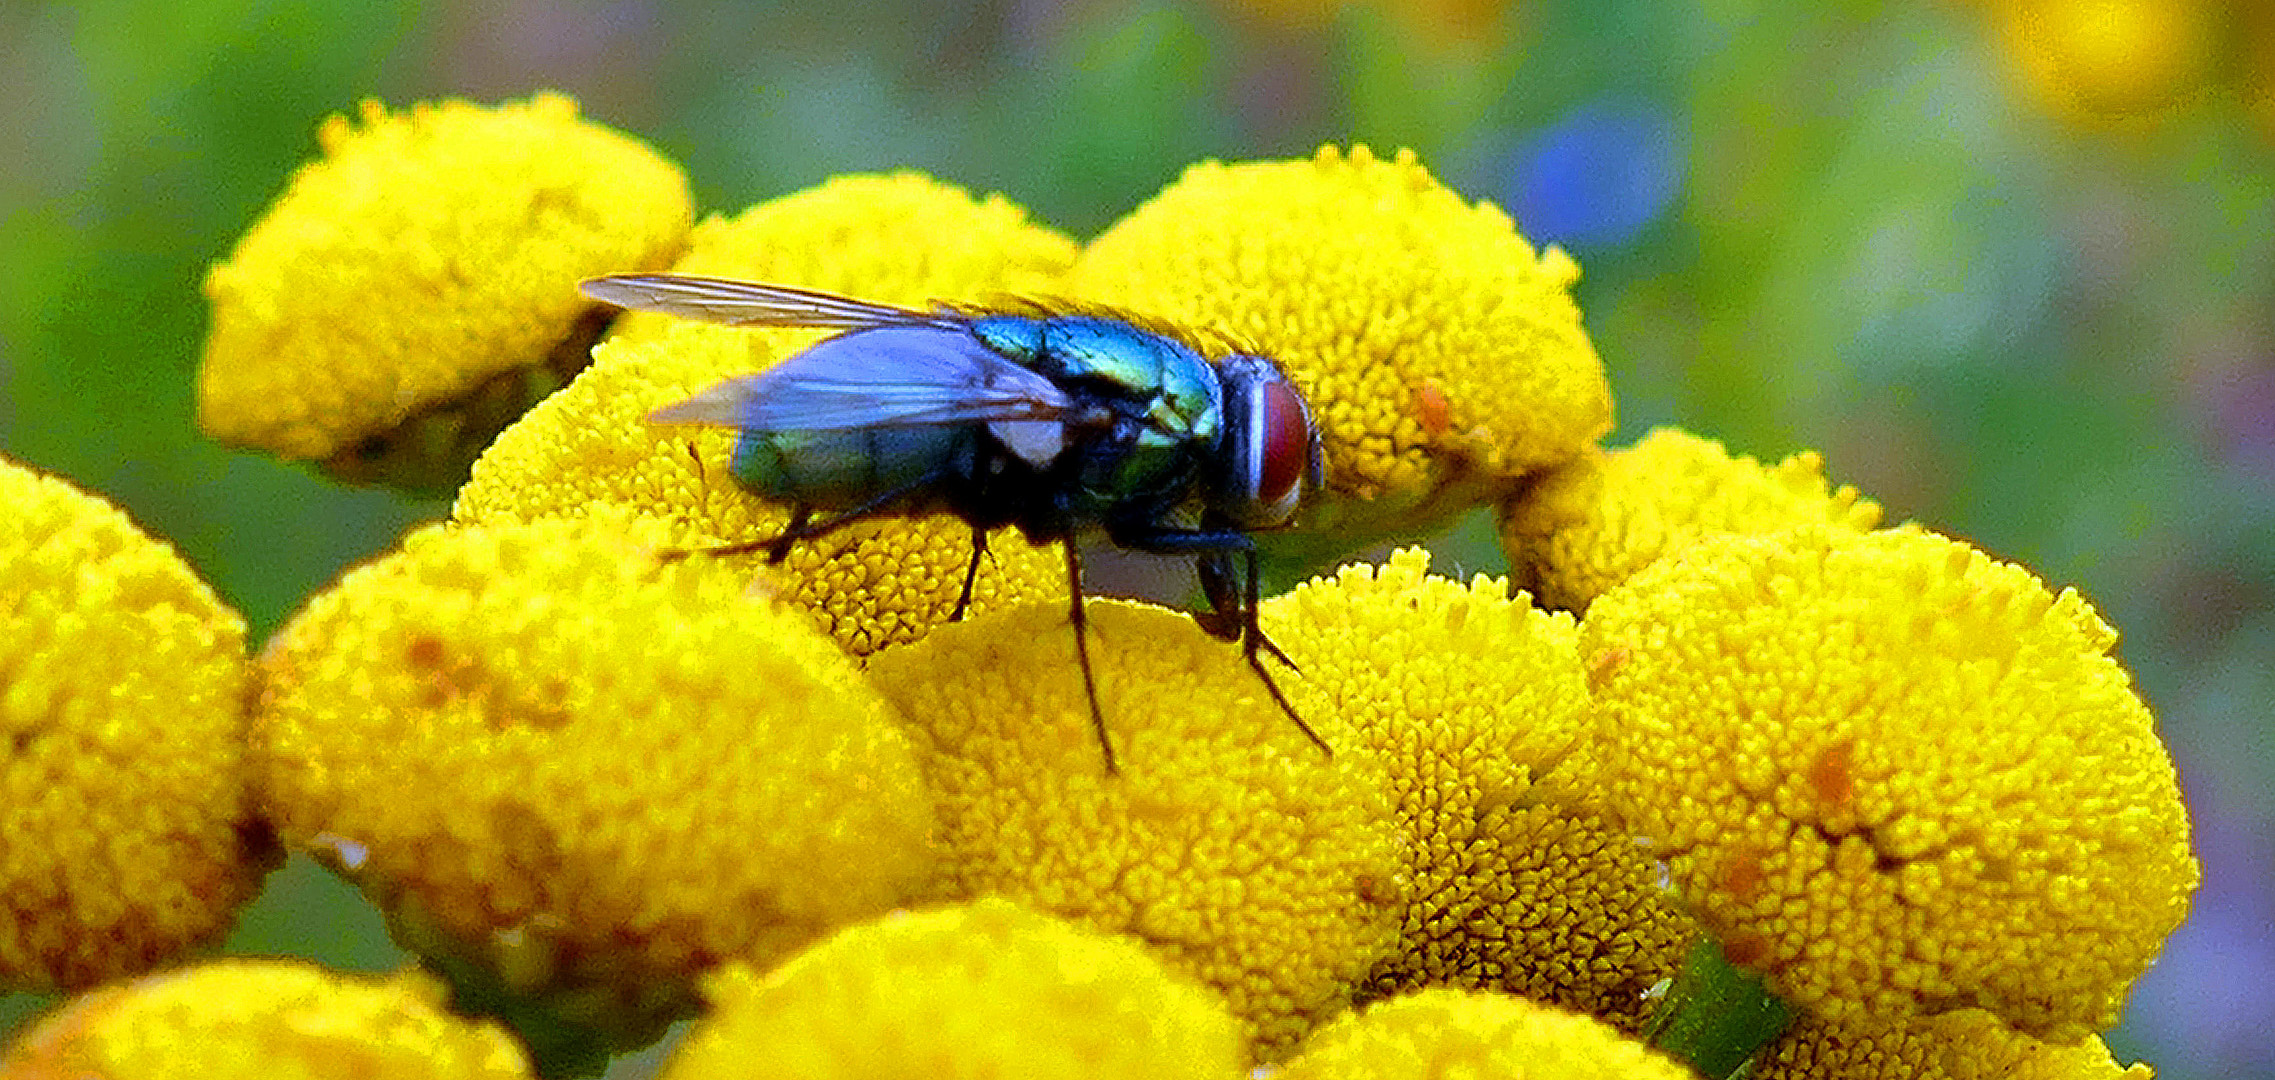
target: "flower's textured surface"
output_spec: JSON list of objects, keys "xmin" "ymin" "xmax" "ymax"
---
[
  {"xmin": 0, "ymin": 459, "xmax": 267, "ymax": 991},
  {"xmin": 1261, "ymin": 548, "xmax": 1691, "ymax": 1030},
  {"xmin": 868, "ymin": 600, "xmax": 1405, "ymax": 1059},
  {"xmin": 199, "ymin": 93, "xmax": 691, "ymax": 482},
  {"xmin": 1753, "ymin": 1010, "xmax": 2154, "ymax": 1080},
  {"xmin": 456, "ymin": 173, "xmax": 1075, "ymax": 655},
  {"xmin": 1273, "ymin": 988, "xmax": 1695, "ymax": 1080},
  {"xmin": 1501, "ymin": 426, "xmax": 1882, "ymax": 613},
  {"xmin": 1580, "ymin": 525, "xmax": 2197, "ymax": 1038},
  {"xmin": 252, "ymin": 515, "xmax": 935, "ymax": 1041},
  {"xmin": 659, "ymin": 899, "xmax": 1244, "ymax": 1080},
  {"xmin": 0, "ymin": 960, "xmax": 532, "ymax": 1080},
  {"xmin": 1071, "ymin": 145, "xmax": 1611, "ymax": 553}
]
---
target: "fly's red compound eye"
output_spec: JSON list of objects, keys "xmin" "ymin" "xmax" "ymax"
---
[{"xmin": 1255, "ymin": 379, "xmax": 1311, "ymax": 511}]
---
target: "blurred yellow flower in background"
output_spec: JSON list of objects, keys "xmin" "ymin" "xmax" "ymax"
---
[
  {"xmin": 1580, "ymin": 524, "xmax": 2197, "ymax": 1039},
  {"xmin": 659, "ymin": 899, "xmax": 1243, "ymax": 1080},
  {"xmin": 251, "ymin": 515, "xmax": 936, "ymax": 1051},
  {"xmin": 0, "ymin": 458, "xmax": 271, "ymax": 994},
  {"xmin": 0, "ymin": 960, "xmax": 532, "ymax": 1080},
  {"xmin": 197, "ymin": 93, "xmax": 692, "ymax": 491}
]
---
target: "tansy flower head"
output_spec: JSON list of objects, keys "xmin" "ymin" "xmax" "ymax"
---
[
  {"xmin": 198, "ymin": 93, "xmax": 692, "ymax": 492},
  {"xmin": 1753, "ymin": 1009, "xmax": 2156, "ymax": 1080},
  {"xmin": 455, "ymin": 173, "xmax": 1078, "ymax": 655},
  {"xmin": 0, "ymin": 458, "xmax": 269, "ymax": 992},
  {"xmin": 1579, "ymin": 524, "xmax": 2197, "ymax": 1039},
  {"xmin": 867, "ymin": 599, "xmax": 1405, "ymax": 1060},
  {"xmin": 606, "ymin": 170, "xmax": 1078, "ymax": 343},
  {"xmin": 0, "ymin": 959, "xmax": 532, "ymax": 1080},
  {"xmin": 1501, "ymin": 426, "xmax": 1883, "ymax": 614},
  {"xmin": 251, "ymin": 515, "xmax": 935, "ymax": 1051},
  {"xmin": 1273, "ymin": 988, "xmax": 1696, "ymax": 1080},
  {"xmin": 1071, "ymin": 145, "xmax": 1612, "ymax": 555},
  {"xmin": 1261, "ymin": 548, "xmax": 1693, "ymax": 1030},
  {"xmin": 658, "ymin": 899, "xmax": 1244, "ymax": 1080}
]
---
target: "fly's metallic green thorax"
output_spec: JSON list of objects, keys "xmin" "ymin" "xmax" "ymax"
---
[{"xmin": 967, "ymin": 313, "xmax": 1224, "ymax": 511}]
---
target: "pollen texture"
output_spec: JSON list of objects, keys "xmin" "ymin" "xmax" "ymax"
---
[{"xmin": 1580, "ymin": 524, "xmax": 2197, "ymax": 1038}]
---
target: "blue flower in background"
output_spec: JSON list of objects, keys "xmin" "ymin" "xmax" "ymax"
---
[{"xmin": 1505, "ymin": 96, "xmax": 1685, "ymax": 251}]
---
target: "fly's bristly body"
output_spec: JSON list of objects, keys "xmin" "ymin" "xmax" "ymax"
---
[{"xmin": 579, "ymin": 273, "xmax": 1331, "ymax": 774}]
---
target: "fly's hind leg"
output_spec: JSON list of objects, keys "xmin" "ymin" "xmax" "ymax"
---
[
  {"xmin": 658, "ymin": 472, "xmax": 948, "ymax": 566},
  {"xmin": 951, "ymin": 526, "xmax": 989, "ymax": 622},
  {"xmin": 1060, "ymin": 542, "xmax": 1118, "ymax": 775}
]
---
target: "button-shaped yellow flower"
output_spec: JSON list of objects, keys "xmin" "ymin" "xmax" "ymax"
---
[
  {"xmin": 659, "ymin": 899, "xmax": 1244, "ymax": 1080},
  {"xmin": 0, "ymin": 960, "xmax": 532, "ymax": 1080},
  {"xmin": 1502, "ymin": 426, "xmax": 1883, "ymax": 613},
  {"xmin": 199, "ymin": 93, "xmax": 692, "ymax": 491},
  {"xmin": 1754, "ymin": 1009, "xmax": 2154, "ymax": 1080},
  {"xmin": 1580, "ymin": 525, "xmax": 2197, "ymax": 1039},
  {"xmin": 0, "ymin": 459, "xmax": 269, "ymax": 992},
  {"xmin": 1274, "ymin": 988, "xmax": 1696, "ymax": 1080},
  {"xmin": 455, "ymin": 173, "xmax": 1076, "ymax": 655},
  {"xmin": 1261, "ymin": 548, "xmax": 1693, "ymax": 1031},
  {"xmin": 1071, "ymin": 145, "xmax": 1612, "ymax": 555},
  {"xmin": 606, "ymin": 170, "xmax": 1078, "ymax": 343},
  {"xmin": 251, "ymin": 515, "xmax": 935, "ymax": 1050},
  {"xmin": 867, "ymin": 599, "xmax": 1405, "ymax": 1060}
]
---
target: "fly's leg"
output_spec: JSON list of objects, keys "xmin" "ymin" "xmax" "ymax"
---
[
  {"xmin": 1061, "ymin": 542, "xmax": 1117, "ymax": 775},
  {"xmin": 951, "ymin": 527, "xmax": 988, "ymax": 622},
  {"xmin": 1110, "ymin": 523, "xmax": 1330, "ymax": 760},
  {"xmin": 658, "ymin": 473, "xmax": 945, "ymax": 565},
  {"xmin": 1228, "ymin": 546, "xmax": 1328, "ymax": 757}
]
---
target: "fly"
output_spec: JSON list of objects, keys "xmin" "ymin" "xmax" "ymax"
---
[{"xmin": 580, "ymin": 273, "xmax": 1332, "ymax": 774}]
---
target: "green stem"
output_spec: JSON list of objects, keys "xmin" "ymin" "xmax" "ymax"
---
[{"xmin": 1643, "ymin": 937, "xmax": 1797, "ymax": 1079}]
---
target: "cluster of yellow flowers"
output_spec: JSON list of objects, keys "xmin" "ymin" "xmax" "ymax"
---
[{"xmin": 1, "ymin": 93, "xmax": 2194, "ymax": 1079}]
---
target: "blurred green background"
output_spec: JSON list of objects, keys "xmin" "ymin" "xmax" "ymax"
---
[{"xmin": 2, "ymin": 0, "xmax": 2268, "ymax": 1076}]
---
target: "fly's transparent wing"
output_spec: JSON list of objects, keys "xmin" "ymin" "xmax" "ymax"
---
[
  {"xmin": 649, "ymin": 324, "xmax": 1073, "ymax": 433},
  {"xmin": 581, "ymin": 274, "xmax": 950, "ymax": 330}
]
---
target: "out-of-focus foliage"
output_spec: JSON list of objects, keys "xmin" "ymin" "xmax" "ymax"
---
[{"xmin": 4, "ymin": 2, "xmax": 2268, "ymax": 1077}]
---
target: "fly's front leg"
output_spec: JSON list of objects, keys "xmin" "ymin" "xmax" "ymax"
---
[{"xmin": 1106, "ymin": 522, "xmax": 1330, "ymax": 759}]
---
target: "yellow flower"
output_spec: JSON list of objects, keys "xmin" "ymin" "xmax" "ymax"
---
[
  {"xmin": 866, "ymin": 599, "xmax": 1405, "ymax": 1060},
  {"xmin": 1273, "ymin": 988, "xmax": 1695, "ymax": 1080},
  {"xmin": 1071, "ymin": 145, "xmax": 1612, "ymax": 557},
  {"xmin": 1501, "ymin": 426, "xmax": 1883, "ymax": 614},
  {"xmin": 1579, "ymin": 525, "xmax": 2198, "ymax": 1039},
  {"xmin": 659, "ymin": 899, "xmax": 1244, "ymax": 1080},
  {"xmin": 1990, "ymin": 0, "xmax": 2214, "ymax": 123},
  {"xmin": 0, "ymin": 458, "xmax": 269, "ymax": 992},
  {"xmin": 251, "ymin": 515, "xmax": 935, "ymax": 1048},
  {"xmin": 0, "ymin": 960, "xmax": 532, "ymax": 1080},
  {"xmin": 606, "ymin": 170, "xmax": 1077, "ymax": 343},
  {"xmin": 1261, "ymin": 548, "xmax": 1693, "ymax": 1031},
  {"xmin": 198, "ymin": 93, "xmax": 691, "ymax": 491},
  {"xmin": 455, "ymin": 173, "xmax": 1075, "ymax": 655},
  {"xmin": 1753, "ymin": 1009, "xmax": 2155, "ymax": 1080}
]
